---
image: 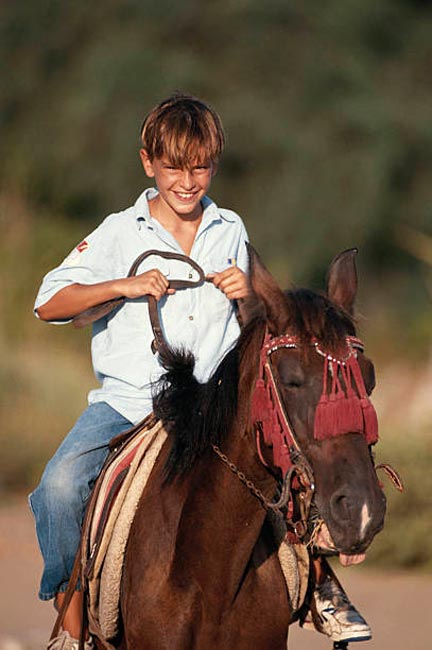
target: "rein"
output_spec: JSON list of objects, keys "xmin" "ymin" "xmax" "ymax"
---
[{"xmin": 73, "ymin": 249, "xmax": 207, "ymax": 353}]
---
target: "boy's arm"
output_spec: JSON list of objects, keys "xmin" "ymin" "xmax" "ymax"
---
[{"xmin": 36, "ymin": 269, "xmax": 173, "ymax": 321}]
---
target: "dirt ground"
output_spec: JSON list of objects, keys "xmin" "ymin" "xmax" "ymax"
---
[{"xmin": 1, "ymin": 495, "xmax": 429, "ymax": 650}]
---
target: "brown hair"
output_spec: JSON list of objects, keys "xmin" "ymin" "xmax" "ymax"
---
[{"xmin": 140, "ymin": 93, "xmax": 225, "ymax": 167}]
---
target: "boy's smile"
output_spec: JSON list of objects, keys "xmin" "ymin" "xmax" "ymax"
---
[{"xmin": 140, "ymin": 149, "xmax": 217, "ymax": 223}]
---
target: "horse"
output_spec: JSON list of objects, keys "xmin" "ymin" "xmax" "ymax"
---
[{"xmin": 118, "ymin": 246, "xmax": 386, "ymax": 649}]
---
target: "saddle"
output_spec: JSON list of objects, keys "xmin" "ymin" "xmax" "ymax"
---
[{"xmin": 50, "ymin": 415, "xmax": 167, "ymax": 649}]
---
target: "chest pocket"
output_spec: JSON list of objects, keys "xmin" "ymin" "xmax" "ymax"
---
[{"xmin": 202, "ymin": 254, "xmax": 234, "ymax": 322}]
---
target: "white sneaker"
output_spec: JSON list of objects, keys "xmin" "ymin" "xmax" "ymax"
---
[
  {"xmin": 311, "ymin": 577, "xmax": 372, "ymax": 643},
  {"xmin": 47, "ymin": 630, "xmax": 94, "ymax": 650}
]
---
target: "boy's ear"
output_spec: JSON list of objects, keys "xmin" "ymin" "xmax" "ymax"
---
[{"xmin": 140, "ymin": 149, "xmax": 155, "ymax": 177}]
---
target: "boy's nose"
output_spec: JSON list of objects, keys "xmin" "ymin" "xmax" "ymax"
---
[{"xmin": 179, "ymin": 170, "xmax": 195, "ymax": 189}]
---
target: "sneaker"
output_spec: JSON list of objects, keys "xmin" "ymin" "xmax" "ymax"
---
[
  {"xmin": 311, "ymin": 577, "xmax": 372, "ymax": 643},
  {"xmin": 47, "ymin": 630, "xmax": 94, "ymax": 650}
]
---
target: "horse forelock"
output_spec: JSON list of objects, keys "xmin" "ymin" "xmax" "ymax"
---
[{"xmin": 283, "ymin": 288, "xmax": 356, "ymax": 351}]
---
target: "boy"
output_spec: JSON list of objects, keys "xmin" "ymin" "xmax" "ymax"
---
[
  {"xmin": 31, "ymin": 93, "xmax": 250, "ymax": 649},
  {"xmin": 31, "ymin": 93, "xmax": 369, "ymax": 649}
]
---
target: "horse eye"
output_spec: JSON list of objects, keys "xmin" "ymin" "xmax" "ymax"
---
[
  {"xmin": 282, "ymin": 378, "xmax": 304, "ymax": 389},
  {"xmin": 275, "ymin": 354, "xmax": 305, "ymax": 389}
]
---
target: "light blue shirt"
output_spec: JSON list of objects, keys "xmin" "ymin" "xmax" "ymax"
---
[{"xmin": 34, "ymin": 189, "xmax": 249, "ymax": 424}]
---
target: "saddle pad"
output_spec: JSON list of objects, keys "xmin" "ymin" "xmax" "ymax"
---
[
  {"xmin": 270, "ymin": 512, "xmax": 310, "ymax": 614},
  {"xmin": 87, "ymin": 419, "xmax": 167, "ymax": 640}
]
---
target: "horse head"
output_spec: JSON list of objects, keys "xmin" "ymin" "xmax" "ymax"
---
[{"xmin": 240, "ymin": 246, "xmax": 386, "ymax": 560}]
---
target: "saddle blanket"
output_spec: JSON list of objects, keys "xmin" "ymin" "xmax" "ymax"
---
[{"xmin": 84, "ymin": 419, "xmax": 309, "ymax": 643}]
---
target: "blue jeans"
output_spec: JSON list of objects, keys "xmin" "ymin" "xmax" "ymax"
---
[{"xmin": 29, "ymin": 402, "xmax": 133, "ymax": 600}]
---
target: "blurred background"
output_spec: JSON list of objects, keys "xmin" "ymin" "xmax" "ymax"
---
[{"xmin": 1, "ymin": 0, "xmax": 431, "ymax": 623}]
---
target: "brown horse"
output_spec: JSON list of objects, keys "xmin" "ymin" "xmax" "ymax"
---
[{"xmin": 118, "ymin": 247, "xmax": 386, "ymax": 649}]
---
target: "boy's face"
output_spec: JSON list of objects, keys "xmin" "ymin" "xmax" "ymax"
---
[{"xmin": 140, "ymin": 149, "xmax": 217, "ymax": 221}]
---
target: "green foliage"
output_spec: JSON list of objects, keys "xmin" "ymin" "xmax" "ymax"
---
[
  {"xmin": 1, "ymin": 0, "xmax": 431, "ymax": 568},
  {"xmin": 1, "ymin": 0, "xmax": 431, "ymax": 351}
]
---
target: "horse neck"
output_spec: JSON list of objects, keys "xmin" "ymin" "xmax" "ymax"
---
[
  {"xmin": 169, "ymin": 321, "xmax": 278, "ymax": 602},
  {"xmin": 168, "ymin": 415, "xmax": 277, "ymax": 602}
]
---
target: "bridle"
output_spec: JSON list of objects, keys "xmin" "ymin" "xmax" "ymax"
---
[
  {"xmin": 252, "ymin": 330, "xmax": 369, "ymax": 472},
  {"xmin": 247, "ymin": 329, "xmax": 371, "ymax": 540}
]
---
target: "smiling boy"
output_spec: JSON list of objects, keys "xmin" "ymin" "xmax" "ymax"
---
[{"xmin": 31, "ymin": 94, "xmax": 250, "ymax": 648}]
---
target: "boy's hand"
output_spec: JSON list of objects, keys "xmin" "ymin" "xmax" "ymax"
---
[
  {"xmin": 207, "ymin": 267, "xmax": 250, "ymax": 300},
  {"xmin": 120, "ymin": 269, "xmax": 175, "ymax": 301}
]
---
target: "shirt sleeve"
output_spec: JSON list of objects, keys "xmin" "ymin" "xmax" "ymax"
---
[{"xmin": 34, "ymin": 216, "xmax": 121, "ymax": 323}]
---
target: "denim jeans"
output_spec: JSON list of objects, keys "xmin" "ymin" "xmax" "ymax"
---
[{"xmin": 29, "ymin": 402, "xmax": 133, "ymax": 600}]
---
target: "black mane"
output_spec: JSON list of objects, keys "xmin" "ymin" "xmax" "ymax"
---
[{"xmin": 153, "ymin": 318, "xmax": 264, "ymax": 481}]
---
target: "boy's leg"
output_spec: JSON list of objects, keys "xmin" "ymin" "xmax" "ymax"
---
[
  {"xmin": 54, "ymin": 591, "xmax": 83, "ymax": 640},
  {"xmin": 29, "ymin": 402, "xmax": 133, "ymax": 603}
]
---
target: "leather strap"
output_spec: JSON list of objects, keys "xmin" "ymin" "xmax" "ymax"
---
[{"xmin": 72, "ymin": 249, "xmax": 207, "ymax": 353}]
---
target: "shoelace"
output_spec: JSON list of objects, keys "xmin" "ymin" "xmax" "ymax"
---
[{"xmin": 318, "ymin": 579, "xmax": 351, "ymax": 610}]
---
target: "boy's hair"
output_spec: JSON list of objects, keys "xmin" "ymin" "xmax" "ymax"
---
[{"xmin": 140, "ymin": 93, "xmax": 225, "ymax": 167}]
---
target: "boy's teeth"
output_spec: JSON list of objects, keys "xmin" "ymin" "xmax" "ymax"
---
[{"xmin": 177, "ymin": 192, "xmax": 193, "ymax": 198}]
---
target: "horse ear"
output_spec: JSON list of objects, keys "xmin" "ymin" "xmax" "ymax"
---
[
  {"xmin": 238, "ymin": 243, "xmax": 287, "ymax": 334},
  {"xmin": 326, "ymin": 248, "xmax": 358, "ymax": 315}
]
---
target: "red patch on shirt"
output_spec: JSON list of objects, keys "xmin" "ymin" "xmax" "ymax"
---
[{"xmin": 76, "ymin": 240, "xmax": 89, "ymax": 253}]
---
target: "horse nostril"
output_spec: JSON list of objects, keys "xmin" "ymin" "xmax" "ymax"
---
[{"xmin": 330, "ymin": 492, "xmax": 351, "ymax": 521}]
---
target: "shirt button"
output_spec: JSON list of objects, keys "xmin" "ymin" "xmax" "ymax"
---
[
  {"xmin": 188, "ymin": 272, "xmax": 193, "ymax": 279},
  {"xmin": 189, "ymin": 315, "xmax": 194, "ymax": 321}
]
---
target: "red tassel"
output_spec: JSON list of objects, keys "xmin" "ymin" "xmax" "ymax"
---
[
  {"xmin": 314, "ymin": 353, "xmax": 379, "ymax": 443},
  {"xmin": 337, "ymin": 363, "xmax": 363, "ymax": 434},
  {"xmin": 347, "ymin": 355, "xmax": 379, "ymax": 445},
  {"xmin": 251, "ymin": 379, "xmax": 268, "ymax": 421},
  {"xmin": 339, "ymin": 394, "xmax": 364, "ymax": 433},
  {"xmin": 314, "ymin": 357, "xmax": 333, "ymax": 439},
  {"xmin": 361, "ymin": 397, "xmax": 379, "ymax": 444},
  {"xmin": 314, "ymin": 394, "xmax": 331, "ymax": 440}
]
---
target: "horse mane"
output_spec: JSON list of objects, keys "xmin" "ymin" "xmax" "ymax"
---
[
  {"xmin": 153, "ymin": 316, "xmax": 266, "ymax": 481},
  {"xmin": 153, "ymin": 287, "xmax": 355, "ymax": 480}
]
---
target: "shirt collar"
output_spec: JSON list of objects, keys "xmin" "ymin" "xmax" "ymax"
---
[{"xmin": 133, "ymin": 188, "xmax": 235, "ymax": 229}]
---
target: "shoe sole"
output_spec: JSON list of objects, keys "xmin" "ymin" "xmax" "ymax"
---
[{"xmin": 332, "ymin": 632, "xmax": 372, "ymax": 643}]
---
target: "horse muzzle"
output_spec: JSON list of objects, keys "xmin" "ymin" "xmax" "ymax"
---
[{"xmin": 313, "ymin": 484, "xmax": 386, "ymax": 556}]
